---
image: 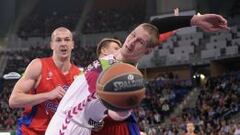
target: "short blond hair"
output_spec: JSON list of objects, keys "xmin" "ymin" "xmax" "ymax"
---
[{"xmin": 139, "ymin": 23, "xmax": 160, "ymax": 47}]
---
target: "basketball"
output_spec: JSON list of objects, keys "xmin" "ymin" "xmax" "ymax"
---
[{"xmin": 96, "ymin": 63, "xmax": 145, "ymax": 111}]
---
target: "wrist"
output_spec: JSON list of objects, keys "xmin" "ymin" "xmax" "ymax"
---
[
  {"xmin": 41, "ymin": 92, "xmax": 52, "ymax": 100},
  {"xmin": 190, "ymin": 15, "xmax": 198, "ymax": 26}
]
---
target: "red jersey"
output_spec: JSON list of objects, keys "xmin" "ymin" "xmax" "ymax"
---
[
  {"xmin": 91, "ymin": 116, "xmax": 130, "ymax": 135},
  {"xmin": 17, "ymin": 57, "xmax": 80, "ymax": 135}
]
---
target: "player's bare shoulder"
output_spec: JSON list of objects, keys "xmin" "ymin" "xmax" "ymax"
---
[{"xmin": 23, "ymin": 58, "xmax": 42, "ymax": 80}]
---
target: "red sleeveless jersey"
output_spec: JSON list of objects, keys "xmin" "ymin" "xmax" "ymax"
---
[
  {"xmin": 91, "ymin": 116, "xmax": 130, "ymax": 135},
  {"xmin": 17, "ymin": 57, "xmax": 80, "ymax": 135}
]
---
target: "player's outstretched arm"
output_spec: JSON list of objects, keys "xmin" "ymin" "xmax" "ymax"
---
[
  {"xmin": 151, "ymin": 14, "xmax": 229, "ymax": 33},
  {"xmin": 191, "ymin": 14, "xmax": 229, "ymax": 32}
]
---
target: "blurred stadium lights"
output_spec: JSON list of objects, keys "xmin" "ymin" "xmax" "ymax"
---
[
  {"xmin": 0, "ymin": 132, "xmax": 11, "ymax": 135},
  {"xmin": 3, "ymin": 72, "xmax": 21, "ymax": 80}
]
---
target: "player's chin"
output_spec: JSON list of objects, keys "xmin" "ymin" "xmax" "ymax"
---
[
  {"xmin": 129, "ymin": 55, "xmax": 143, "ymax": 63},
  {"xmin": 60, "ymin": 54, "xmax": 70, "ymax": 59},
  {"xmin": 122, "ymin": 53, "xmax": 137, "ymax": 63}
]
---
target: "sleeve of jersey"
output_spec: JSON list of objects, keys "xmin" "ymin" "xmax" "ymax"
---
[
  {"xmin": 159, "ymin": 31, "xmax": 174, "ymax": 42},
  {"xmin": 84, "ymin": 56, "xmax": 114, "ymax": 93},
  {"xmin": 85, "ymin": 71, "xmax": 101, "ymax": 93},
  {"xmin": 150, "ymin": 16, "xmax": 192, "ymax": 33}
]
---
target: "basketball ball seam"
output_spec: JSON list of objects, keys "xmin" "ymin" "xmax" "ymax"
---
[
  {"xmin": 97, "ymin": 89, "xmax": 145, "ymax": 109},
  {"xmin": 97, "ymin": 88, "xmax": 145, "ymax": 95}
]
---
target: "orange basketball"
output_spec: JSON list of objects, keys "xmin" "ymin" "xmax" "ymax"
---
[{"xmin": 96, "ymin": 63, "xmax": 145, "ymax": 111}]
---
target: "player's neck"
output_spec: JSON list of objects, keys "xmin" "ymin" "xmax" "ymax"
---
[
  {"xmin": 52, "ymin": 56, "xmax": 71, "ymax": 73},
  {"xmin": 114, "ymin": 49, "xmax": 137, "ymax": 65}
]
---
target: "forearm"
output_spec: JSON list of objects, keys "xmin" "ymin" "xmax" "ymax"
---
[
  {"xmin": 150, "ymin": 16, "xmax": 192, "ymax": 33},
  {"xmin": 9, "ymin": 92, "xmax": 50, "ymax": 108},
  {"xmin": 108, "ymin": 109, "xmax": 132, "ymax": 121}
]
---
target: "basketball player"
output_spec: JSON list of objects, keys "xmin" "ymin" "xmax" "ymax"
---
[
  {"xmin": 46, "ymin": 14, "xmax": 229, "ymax": 135},
  {"xmin": 182, "ymin": 122, "xmax": 197, "ymax": 135},
  {"xmin": 93, "ymin": 36, "xmax": 174, "ymax": 135},
  {"xmin": 92, "ymin": 38, "xmax": 139, "ymax": 135},
  {"xmin": 9, "ymin": 27, "xmax": 80, "ymax": 135}
]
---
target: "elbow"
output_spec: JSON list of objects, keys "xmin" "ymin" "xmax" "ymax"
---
[{"xmin": 9, "ymin": 96, "xmax": 19, "ymax": 108}]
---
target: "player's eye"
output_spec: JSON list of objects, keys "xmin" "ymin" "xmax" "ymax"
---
[
  {"xmin": 55, "ymin": 38, "xmax": 62, "ymax": 42},
  {"xmin": 64, "ymin": 38, "xmax": 71, "ymax": 42}
]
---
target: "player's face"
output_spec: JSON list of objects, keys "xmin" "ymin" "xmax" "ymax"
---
[
  {"xmin": 104, "ymin": 42, "xmax": 121, "ymax": 56},
  {"xmin": 187, "ymin": 123, "xmax": 195, "ymax": 133},
  {"xmin": 51, "ymin": 30, "xmax": 74, "ymax": 59},
  {"xmin": 121, "ymin": 26, "xmax": 154, "ymax": 63}
]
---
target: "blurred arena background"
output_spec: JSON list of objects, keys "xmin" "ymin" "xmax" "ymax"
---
[{"xmin": 1, "ymin": 0, "xmax": 240, "ymax": 134}]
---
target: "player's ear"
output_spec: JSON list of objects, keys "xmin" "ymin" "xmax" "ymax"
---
[
  {"xmin": 50, "ymin": 42, "xmax": 54, "ymax": 50},
  {"xmin": 101, "ymin": 48, "xmax": 108, "ymax": 55},
  {"xmin": 72, "ymin": 41, "xmax": 75, "ymax": 49}
]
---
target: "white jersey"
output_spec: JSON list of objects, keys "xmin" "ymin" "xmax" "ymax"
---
[{"xmin": 45, "ymin": 55, "xmax": 117, "ymax": 135}]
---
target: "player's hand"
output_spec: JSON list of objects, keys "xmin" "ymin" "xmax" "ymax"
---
[
  {"xmin": 108, "ymin": 109, "xmax": 132, "ymax": 121},
  {"xmin": 174, "ymin": 8, "xmax": 179, "ymax": 16},
  {"xmin": 47, "ymin": 86, "xmax": 66, "ymax": 100},
  {"xmin": 191, "ymin": 14, "xmax": 230, "ymax": 32}
]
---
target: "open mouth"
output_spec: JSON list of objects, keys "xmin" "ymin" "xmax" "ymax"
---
[{"xmin": 60, "ymin": 48, "xmax": 68, "ymax": 54}]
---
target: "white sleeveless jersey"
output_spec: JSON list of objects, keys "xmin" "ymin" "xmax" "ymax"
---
[{"xmin": 45, "ymin": 55, "xmax": 117, "ymax": 135}]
